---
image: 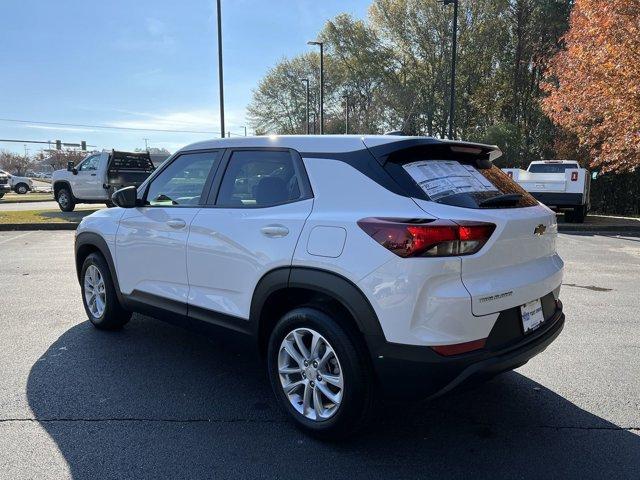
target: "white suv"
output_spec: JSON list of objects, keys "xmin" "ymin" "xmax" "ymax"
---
[{"xmin": 74, "ymin": 135, "xmax": 565, "ymax": 437}]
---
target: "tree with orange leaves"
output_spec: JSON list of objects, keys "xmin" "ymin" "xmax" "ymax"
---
[{"xmin": 543, "ymin": 0, "xmax": 640, "ymax": 172}]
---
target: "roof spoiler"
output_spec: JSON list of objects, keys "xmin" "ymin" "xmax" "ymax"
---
[
  {"xmin": 384, "ymin": 130, "xmax": 408, "ymax": 136},
  {"xmin": 364, "ymin": 137, "xmax": 503, "ymax": 165}
]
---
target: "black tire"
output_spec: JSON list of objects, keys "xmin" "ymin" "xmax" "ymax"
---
[
  {"xmin": 572, "ymin": 205, "xmax": 587, "ymax": 223},
  {"xmin": 56, "ymin": 187, "xmax": 76, "ymax": 212},
  {"xmin": 563, "ymin": 210, "xmax": 574, "ymax": 223},
  {"xmin": 267, "ymin": 307, "xmax": 376, "ymax": 439},
  {"xmin": 0, "ymin": 193, "xmax": 4, "ymax": 199},
  {"xmin": 80, "ymin": 253, "xmax": 131, "ymax": 330},
  {"xmin": 14, "ymin": 183, "xmax": 30, "ymax": 194}
]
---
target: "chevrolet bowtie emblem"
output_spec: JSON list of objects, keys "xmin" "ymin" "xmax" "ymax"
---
[{"xmin": 534, "ymin": 224, "xmax": 547, "ymax": 236}]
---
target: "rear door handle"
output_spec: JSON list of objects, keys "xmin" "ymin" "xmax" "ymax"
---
[
  {"xmin": 90, "ymin": 173, "xmax": 97, "ymax": 176},
  {"xmin": 166, "ymin": 219, "xmax": 186, "ymax": 229},
  {"xmin": 260, "ymin": 225, "xmax": 289, "ymax": 238}
]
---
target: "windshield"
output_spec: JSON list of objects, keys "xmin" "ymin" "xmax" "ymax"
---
[{"xmin": 528, "ymin": 163, "xmax": 579, "ymax": 173}]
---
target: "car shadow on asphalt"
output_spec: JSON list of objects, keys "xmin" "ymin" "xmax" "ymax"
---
[{"xmin": 27, "ymin": 315, "xmax": 640, "ymax": 479}]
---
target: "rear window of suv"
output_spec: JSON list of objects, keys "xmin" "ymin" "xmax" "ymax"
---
[
  {"xmin": 384, "ymin": 146, "xmax": 538, "ymax": 209},
  {"xmin": 528, "ymin": 163, "xmax": 579, "ymax": 173}
]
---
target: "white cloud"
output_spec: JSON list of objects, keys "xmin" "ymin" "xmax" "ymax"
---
[
  {"xmin": 108, "ymin": 108, "xmax": 248, "ymax": 135},
  {"xmin": 112, "ymin": 17, "xmax": 176, "ymax": 53},
  {"xmin": 23, "ymin": 124, "xmax": 99, "ymax": 133},
  {"xmin": 145, "ymin": 18, "xmax": 166, "ymax": 37}
]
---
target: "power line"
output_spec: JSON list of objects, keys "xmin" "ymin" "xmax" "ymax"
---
[{"xmin": 0, "ymin": 117, "xmax": 221, "ymax": 135}]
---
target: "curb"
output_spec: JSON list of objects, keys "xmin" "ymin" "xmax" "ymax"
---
[
  {"xmin": 0, "ymin": 223, "xmax": 79, "ymax": 231},
  {"xmin": 558, "ymin": 225, "xmax": 640, "ymax": 234}
]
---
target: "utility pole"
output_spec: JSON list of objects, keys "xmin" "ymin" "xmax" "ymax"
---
[
  {"xmin": 216, "ymin": 0, "xmax": 226, "ymax": 138},
  {"xmin": 442, "ymin": 0, "xmax": 458, "ymax": 140},
  {"xmin": 301, "ymin": 78, "xmax": 310, "ymax": 134},
  {"xmin": 143, "ymin": 138, "xmax": 149, "ymax": 150},
  {"xmin": 243, "ymin": 126, "xmax": 247, "ymax": 136},
  {"xmin": 307, "ymin": 41, "xmax": 324, "ymax": 134}
]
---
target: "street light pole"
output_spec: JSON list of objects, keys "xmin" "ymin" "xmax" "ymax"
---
[
  {"xmin": 216, "ymin": 0, "xmax": 226, "ymax": 138},
  {"xmin": 443, "ymin": 0, "xmax": 458, "ymax": 140},
  {"xmin": 343, "ymin": 95, "xmax": 349, "ymax": 134},
  {"xmin": 307, "ymin": 41, "xmax": 324, "ymax": 134},
  {"xmin": 301, "ymin": 78, "xmax": 310, "ymax": 134}
]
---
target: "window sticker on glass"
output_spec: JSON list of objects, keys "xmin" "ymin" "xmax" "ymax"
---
[{"xmin": 403, "ymin": 160, "xmax": 498, "ymax": 201}]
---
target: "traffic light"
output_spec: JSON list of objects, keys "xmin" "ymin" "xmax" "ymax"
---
[
  {"xmin": 81, "ymin": 141, "xmax": 87, "ymax": 151},
  {"xmin": 55, "ymin": 140, "xmax": 62, "ymax": 150}
]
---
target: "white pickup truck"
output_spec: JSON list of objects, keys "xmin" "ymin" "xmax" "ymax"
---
[
  {"xmin": 0, "ymin": 171, "xmax": 11, "ymax": 198},
  {"xmin": 502, "ymin": 160, "xmax": 591, "ymax": 223},
  {"xmin": 52, "ymin": 150, "xmax": 156, "ymax": 212},
  {"xmin": 0, "ymin": 170, "xmax": 34, "ymax": 195}
]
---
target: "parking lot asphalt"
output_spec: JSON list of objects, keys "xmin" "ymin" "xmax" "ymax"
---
[{"xmin": 0, "ymin": 231, "xmax": 638, "ymax": 479}]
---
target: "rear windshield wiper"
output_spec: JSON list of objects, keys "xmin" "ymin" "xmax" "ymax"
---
[{"xmin": 479, "ymin": 193, "xmax": 522, "ymax": 207}]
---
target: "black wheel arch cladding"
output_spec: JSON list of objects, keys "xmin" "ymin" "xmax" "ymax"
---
[
  {"xmin": 252, "ymin": 266, "xmax": 385, "ymax": 342},
  {"xmin": 75, "ymin": 232, "xmax": 125, "ymax": 305}
]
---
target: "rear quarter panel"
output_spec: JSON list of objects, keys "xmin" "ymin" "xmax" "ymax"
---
[
  {"xmin": 293, "ymin": 157, "xmax": 427, "ymax": 282},
  {"xmin": 294, "ymin": 157, "xmax": 489, "ymax": 346}
]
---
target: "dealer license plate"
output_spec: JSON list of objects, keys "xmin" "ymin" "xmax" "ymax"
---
[{"xmin": 521, "ymin": 299, "xmax": 544, "ymax": 333}]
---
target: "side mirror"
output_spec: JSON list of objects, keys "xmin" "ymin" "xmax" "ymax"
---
[
  {"xmin": 67, "ymin": 161, "xmax": 75, "ymax": 172},
  {"xmin": 111, "ymin": 186, "xmax": 138, "ymax": 208}
]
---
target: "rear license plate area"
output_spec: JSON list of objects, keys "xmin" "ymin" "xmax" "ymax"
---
[{"xmin": 521, "ymin": 299, "xmax": 544, "ymax": 333}]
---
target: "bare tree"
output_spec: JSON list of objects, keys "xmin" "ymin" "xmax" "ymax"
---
[
  {"xmin": 44, "ymin": 150, "xmax": 88, "ymax": 171},
  {"xmin": 0, "ymin": 150, "xmax": 34, "ymax": 176}
]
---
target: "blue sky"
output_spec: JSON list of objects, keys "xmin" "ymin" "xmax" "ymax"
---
[{"xmin": 0, "ymin": 0, "xmax": 369, "ymax": 155}]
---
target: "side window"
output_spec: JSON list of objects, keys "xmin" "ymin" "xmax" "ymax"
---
[
  {"xmin": 145, "ymin": 151, "xmax": 219, "ymax": 206},
  {"xmin": 215, "ymin": 150, "xmax": 305, "ymax": 208},
  {"xmin": 216, "ymin": 150, "xmax": 302, "ymax": 208},
  {"xmin": 78, "ymin": 155, "xmax": 99, "ymax": 171}
]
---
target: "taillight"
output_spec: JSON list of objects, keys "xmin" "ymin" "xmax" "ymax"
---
[{"xmin": 357, "ymin": 218, "xmax": 495, "ymax": 258}]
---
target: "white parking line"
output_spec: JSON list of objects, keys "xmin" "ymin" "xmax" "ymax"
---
[{"xmin": 0, "ymin": 231, "xmax": 33, "ymax": 245}]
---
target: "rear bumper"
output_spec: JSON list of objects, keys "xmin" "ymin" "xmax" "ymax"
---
[
  {"xmin": 367, "ymin": 299, "xmax": 565, "ymax": 400},
  {"xmin": 532, "ymin": 192, "xmax": 584, "ymax": 208}
]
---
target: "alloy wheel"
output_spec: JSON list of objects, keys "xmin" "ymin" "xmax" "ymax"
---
[
  {"xmin": 278, "ymin": 327, "xmax": 344, "ymax": 421},
  {"xmin": 58, "ymin": 192, "xmax": 69, "ymax": 208},
  {"xmin": 84, "ymin": 265, "xmax": 106, "ymax": 318}
]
